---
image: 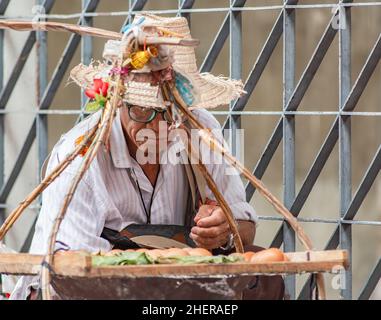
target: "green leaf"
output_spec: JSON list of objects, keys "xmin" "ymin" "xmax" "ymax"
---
[
  {"xmin": 85, "ymin": 101, "xmax": 101, "ymax": 112},
  {"xmin": 92, "ymin": 252, "xmax": 151, "ymax": 266},
  {"xmin": 156, "ymin": 254, "xmax": 243, "ymax": 265},
  {"xmin": 98, "ymin": 98, "xmax": 106, "ymax": 108},
  {"xmin": 92, "ymin": 252, "xmax": 244, "ymax": 267},
  {"xmin": 94, "ymin": 93, "xmax": 102, "ymax": 103}
]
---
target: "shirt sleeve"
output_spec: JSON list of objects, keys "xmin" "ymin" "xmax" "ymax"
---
[
  {"xmin": 10, "ymin": 142, "xmax": 112, "ymax": 300},
  {"xmin": 29, "ymin": 153, "xmax": 112, "ymax": 254},
  {"xmin": 194, "ymin": 110, "xmax": 259, "ymax": 224}
]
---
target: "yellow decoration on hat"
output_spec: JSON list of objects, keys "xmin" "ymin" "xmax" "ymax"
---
[{"xmin": 130, "ymin": 46, "xmax": 158, "ymax": 70}]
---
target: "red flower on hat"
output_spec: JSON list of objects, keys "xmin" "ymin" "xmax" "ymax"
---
[
  {"xmin": 85, "ymin": 78, "xmax": 109, "ymax": 99},
  {"xmin": 84, "ymin": 78, "xmax": 109, "ymax": 112}
]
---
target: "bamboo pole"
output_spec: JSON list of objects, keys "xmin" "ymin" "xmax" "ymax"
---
[
  {"xmin": 0, "ymin": 21, "xmax": 199, "ymax": 46},
  {"xmin": 161, "ymin": 83, "xmax": 244, "ymax": 252},
  {"xmin": 171, "ymin": 85, "xmax": 314, "ymax": 249},
  {"xmin": 169, "ymin": 84, "xmax": 326, "ymax": 299},
  {"xmin": 40, "ymin": 97, "xmax": 117, "ymax": 300},
  {"xmin": 181, "ymin": 124, "xmax": 244, "ymax": 253},
  {"xmin": 0, "ymin": 20, "xmax": 121, "ymax": 39},
  {"xmin": 0, "ymin": 124, "xmax": 98, "ymax": 242},
  {"xmin": 40, "ymin": 33, "xmax": 135, "ymax": 300}
]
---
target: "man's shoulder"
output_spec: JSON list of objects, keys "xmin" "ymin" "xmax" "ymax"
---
[
  {"xmin": 47, "ymin": 111, "xmax": 102, "ymax": 172},
  {"xmin": 52, "ymin": 111, "xmax": 102, "ymax": 157},
  {"xmin": 191, "ymin": 108, "xmax": 221, "ymax": 130}
]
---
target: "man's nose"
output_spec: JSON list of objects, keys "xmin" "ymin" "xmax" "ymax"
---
[
  {"xmin": 145, "ymin": 116, "xmax": 168, "ymax": 135},
  {"xmin": 145, "ymin": 115, "xmax": 160, "ymax": 130}
]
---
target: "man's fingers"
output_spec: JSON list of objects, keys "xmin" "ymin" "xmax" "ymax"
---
[
  {"xmin": 191, "ymin": 223, "xmax": 230, "ymax": 238},
  {"xmin": 191, "ymin": 237, "xmax": 229, "ymax": 250},
  {"xmin": 190, "ymin": 230, "xmax": 230, "ymax": 248},
  {"xmin": 194, "ymin": 204, "xmax": 216, "ymax": 223},
  {"xmin": 197, "ymin": 209, "xmax": 226, "ymax": 227}
]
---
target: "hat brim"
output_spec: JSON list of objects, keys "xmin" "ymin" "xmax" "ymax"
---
[{"xmin": 69, "ymin": 62, "xmax": 245, "ymax": 109}]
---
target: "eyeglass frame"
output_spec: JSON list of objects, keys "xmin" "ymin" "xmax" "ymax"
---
[{"xmin": 126, "ymin": 104, "xmax": 174, "ymax": 124}]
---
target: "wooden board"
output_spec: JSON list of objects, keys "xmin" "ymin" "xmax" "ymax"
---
[
  {"xmin": 0, "ymin": 252, "xmax": 91, "ymax": 276},
  {"xmin": 0, "ymin": 250, "xmax": 348, "ymax": 277},
  {"xmin": 51, "ymin": 275, "xmax": 252, "ymax": 300}
]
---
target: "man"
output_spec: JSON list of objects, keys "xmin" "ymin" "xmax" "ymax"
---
[{"xmin": 11, "ymin": 14, "xmax": 284, "ymax": 299}]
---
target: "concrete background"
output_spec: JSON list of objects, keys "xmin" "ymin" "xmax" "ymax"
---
[{"xmin": 2, "ymin": 0, "xmax": 380, "ymax": 299}]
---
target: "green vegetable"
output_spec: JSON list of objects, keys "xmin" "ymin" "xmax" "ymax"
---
[
  {"xmin": 156, "ymin": 255, "xmax": 243, "ymax": 265},
  {"xmin": 92, "ymin": 251, "xmax": 151, "ymax": 266},
  {"xmin": 92, "ymin": 252, "xmax": 244, "ymax": 267}
]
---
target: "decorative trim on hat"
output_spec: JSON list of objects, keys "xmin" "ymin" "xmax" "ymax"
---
[{"xmin": 69, "ymin": 13, "xmax": 247, "ymax": 110}]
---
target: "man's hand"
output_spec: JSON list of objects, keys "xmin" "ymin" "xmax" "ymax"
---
[{"xmin": 190, "ymin": 199, "xmax": 231, "ymax": 250}]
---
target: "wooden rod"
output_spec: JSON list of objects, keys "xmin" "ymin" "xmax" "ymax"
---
[
  {"xmin": 168, "ymin": 84, "xmax": 326, "ymax": 298},
  {"xmin": 181, "ymin": 124, "xmax": 244, "ymax": 253},
  {"xmin": 0, "ymin": 124, "xmax": 98, "ymax": 242}
]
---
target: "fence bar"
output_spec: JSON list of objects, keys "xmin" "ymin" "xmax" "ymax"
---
[
  {"xmin": 200, "ymin": 0, "xmax": 246, "ymax": 73},
  {"xmin": 299, "ymin": 144, "xmax": 381, "ymax": 298},
  {"xmin": 246, "ymin": 8, "xmax": 339, "ymax": 200},
  {"xmin": 282, "ymin": 1, "xmax": 296, "ymax": 299},
  {"xmin": 178, "ymin": 0, "xmax": 195, "ymax": 24},
  {"xmin": 33, "ymin": 0, "xmax": 49, "ymax": 252},
  {"xmin": 0, "ymin": 0, "xmax": 55, "ymax": 111},
  {"xmin": 358, "ymin": 259, "xmax": 381, "ymax": 300},
  {"xmin": 229, "ymin": 0, "xmax": 242, "ymax": 159},
  {"xmin": 0, "ymin": 121, "xmax": 36, "ymax": 203},
  {"xmin": 222, "ymin": 0, "xmax": 299, "ymax": 132},
  {"xmin": 257, "ymin": 216, "xmax": 381, "ymax": 226},
  {"xmin": 338, "ymin": 0, "xmax": 352, "ymax": 300},
  {"xmin": 300, "ymin": 6, "xmax": 381, "ymax": 301},
  {"xmin": 22, "ymin": 0, "xmax": 102, "ymax": 251},
  {"xmin": 0, "ymin": 0, "xmax": 10, "ymax": 226},
  {"xmin": 0, "ymin": 0, "xmax": 100, "ymax": 206},
  {"xmin": 36, "ymin": 0, "xmax": 48, "ymax": 193},
  {"xmin": 270, "ymin": 20, "xmax": 381, "ymax": 252},
  {"xmin": 4, "ymin": 2, "xmax": 381, "ymax": 19},
  {"xmin": 223, "ymin": 8, "xmax": 284, "ymax": 131},
  {"xmin": 122, "ymin": 0, "xmax": 148, "ymax": 28},
  {"xmin": 80, "ymin": 0, "xmax": 93, "ymax": 122}
]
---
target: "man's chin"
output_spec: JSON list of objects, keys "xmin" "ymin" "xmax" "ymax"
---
[{"xmin": 136, "ymin": 140, "xmax": 169, "ymax": 156}]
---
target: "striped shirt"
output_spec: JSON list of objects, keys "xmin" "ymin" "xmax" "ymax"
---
[{"xmin": 11, "ymin": 108, "xmax": 257, "ymax": 299}]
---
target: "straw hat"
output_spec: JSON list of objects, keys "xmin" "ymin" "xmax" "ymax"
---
[{"xmin": 70, "ymin": 13, "xmax": 245, "ymax": 110}]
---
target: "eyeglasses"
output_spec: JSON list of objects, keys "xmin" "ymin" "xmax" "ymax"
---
[{"xmin": 127, "ymin": 104, "xmax": 173, "ymax": 124}]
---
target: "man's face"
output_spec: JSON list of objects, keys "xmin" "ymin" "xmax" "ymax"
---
[{"xmin": 120, "ymin": 105, "xmax": 171, "ymax": 155}]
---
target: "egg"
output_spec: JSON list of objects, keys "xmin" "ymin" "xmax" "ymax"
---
[
  {"xmin": 182, "ymin": 248, "xmax": 193, "ymax": 254},
  {"xmin": 184, "ymin": 248, "xmax": 213, "ymax": 257},
  {"xmin": 160, "ymin": 248, "xmax": 189, "ymax": 258},
  {"xmin": 243, "ymin": 251, "xmax": 255, "ymax": 262},
  {"xmin": 250, "ymin": 248, "xmax": 285, "ymax": 264}
]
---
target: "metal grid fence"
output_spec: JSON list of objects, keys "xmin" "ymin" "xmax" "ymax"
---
[{"xmin": 0, "ymin": 0, "xmax": 380, "ymax": 300}]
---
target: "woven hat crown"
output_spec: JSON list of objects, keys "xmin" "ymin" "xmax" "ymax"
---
[{"xmin": 70, "ymin": 13, "xmax": 245, "ymax": 110}]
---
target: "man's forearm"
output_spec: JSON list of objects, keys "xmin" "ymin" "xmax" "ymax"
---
[{"xmin": 237, "ymin": 220, "xmax": 256, "ymax": 247}]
